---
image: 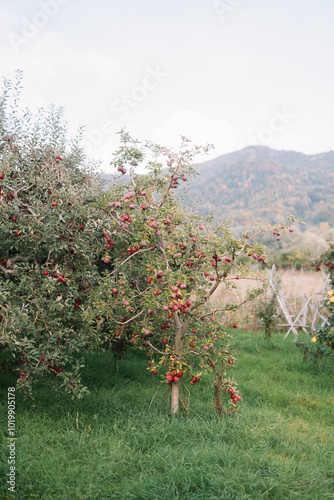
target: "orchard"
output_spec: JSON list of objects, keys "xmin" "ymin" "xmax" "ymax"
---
[{"xmin": 0, "ymin": 75, "xmax": 298, "ymax": 415}]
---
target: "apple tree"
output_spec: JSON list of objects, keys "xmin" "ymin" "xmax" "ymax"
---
[
  {"xmin": 87, "ymin": 130, "xmax": 297, "ymax": 414},
  {"xmin": 0, "ymin": 74, "xmax": 119, "ymax": 395}
]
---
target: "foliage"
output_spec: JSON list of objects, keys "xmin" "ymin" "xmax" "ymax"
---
[
  {"xmin": 295, "ymin": 288, "xmax": 334, "ymax": 371},
  {"xmin": 295, "ymin": 244, "xmax": 334, "ymax": 371},
  {"xmin": 0, "ymin": 72, "xmax": 112, "ymax": 396},
  {"xmin": 270, "ymin": 247, "xmax": 311, "ymax": 270},
  {"xmin": 314, "ymin": 242, "xmax": 334, "ymax": 286},
  {"xmin": 255, "ymin": 284, "xmax": 280, "ymax": 340}
]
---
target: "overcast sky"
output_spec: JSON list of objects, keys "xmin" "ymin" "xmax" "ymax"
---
[{"xmin": 0, "ymin": 0, "xmax": 333, "ymax": 172}]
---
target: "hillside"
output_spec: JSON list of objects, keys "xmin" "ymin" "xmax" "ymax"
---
[{"xmin": 186, "ymin": 146, "xmax": 334, "ymax": 228}]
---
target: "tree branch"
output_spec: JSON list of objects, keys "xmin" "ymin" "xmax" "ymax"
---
[
  {"xmin": 6, "ymin": 255, "xmax": 34, "ymax": 267},
  {"xmin": 108, "ymin": 309, "xmax": 145, "ymax": 325},
  {"xmin": 0, "ymin": 264, "xmax": 14, "ymax": 279},
  {"xmin": 158, "ymin": 157, "xmax": 182, "ymax": 207},
  {"xmin": 144, "ymin": 341, "xmax": 169, "ymax": 355}
]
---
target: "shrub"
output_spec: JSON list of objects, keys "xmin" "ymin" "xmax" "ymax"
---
[{"xmin": 295, "ymin": 243, "xmax": 334, "ymax": 372}]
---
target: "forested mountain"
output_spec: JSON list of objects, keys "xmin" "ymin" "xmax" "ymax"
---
[{"xmin": 186, "ymin": 146, "xmax": 334, "ymax": 228}]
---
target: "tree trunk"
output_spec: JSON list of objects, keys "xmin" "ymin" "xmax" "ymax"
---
[
  {"xmin": 171, "ymin": 312, "xmax": 183, "ymax": 415},
  {"xmin": 171, "ymin": 378, "xmax": 180, "ymax": 415}
]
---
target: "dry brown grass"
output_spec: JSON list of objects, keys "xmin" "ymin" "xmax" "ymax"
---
[
  {"xmin": 212, "ymin": 269, "xmax": 326, "ymax": 304},
  {"xmin": 209, "ymin": 269, "xmax": 328, "ymax": 330},
  {"xmin": 279, "ymin": 269, "xmax": 326, "ymax": 298}
]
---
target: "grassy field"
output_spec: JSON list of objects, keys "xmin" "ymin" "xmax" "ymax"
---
[{"xmin": 0, "ymin": 330, "xmax": 333, "ymax": 500}]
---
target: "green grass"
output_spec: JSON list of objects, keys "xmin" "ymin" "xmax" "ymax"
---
[{"xmin": 1, "ymin": 330, "xmax": 333, "ymax": 499}]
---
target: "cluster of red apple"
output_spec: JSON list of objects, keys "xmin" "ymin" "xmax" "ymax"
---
[
  {"xmin": 227, "ymin": 387, "xmax": 241, "ymax": 404},
  {"xmin": 148, "ymin": 219, "xmax": 162, "ymax": 236},
  {"xmin": 248, "ymin": 253, "xmax": 267, "ymax": 265},
  {"xmin": 51, "ymin": 272, "xmax": 70, "ymax": 284},
  {"xmin": 46, "ymin": 364, "xmax": 63, "ymax": 376},
  {"xmin": 170, "ymin": 173, "xmax": 187, "ymax": 189},
  {"xmin": 74, "ymin": 298, "xmax": 81, "ymax": 308},
  {"xmin": 108, "ymin": 201, "xmax": 122, "ymax": 209},
  {"xmin": 19, "ymin": 354, "xmax": 63, "ymax": 383},
  {"xmin": 166, "ymin": 370, "xmax": 183, "ymax": 385},
  {"xmin": 146, "ymin": 360, "xmax": 158, "ymax": 374},
  {"xmin": 165, "ymin": 298, "xmax": 191, "ymax": 314},
  {"xmin": 203, "ymin": 344, "xmax": 213, "ymax": 351},
  {"xmin": 19, "ymin": 371, "xmax": 28, "ymax": 382},
  {"xmin": 64, "ymin": 221, "xmax": 84, "ymax": 233},
  {"xmin": 272, "ymin": 226, "xmax": 293, "ymax": 242},
  {"xmin": 166, "ymin": 158, "xmax": 188, "ymax": 183},
  {"xmin": 190, "ymin": 376, "xmax": 200, "ymax": 385},
  {"xmin": 39, "ymin": 358, "xmax": 64, "ymax": 376},
  {"xmin": 117, "ymin": 165, "xmax": 127, "ymax": 175}
]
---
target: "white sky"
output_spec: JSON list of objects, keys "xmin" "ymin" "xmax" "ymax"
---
[{"xmin": 0, "ymin": 0, "xmax": 333, "ymax": 172}]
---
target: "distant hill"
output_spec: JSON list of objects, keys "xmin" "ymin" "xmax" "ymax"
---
[
  {"xmin": 101, "ymin": 146, "xmax": 334, "ymax": 229},
  {"xmin": 185, "ymin": 146, "xmax": 334, "ymax": 228}
]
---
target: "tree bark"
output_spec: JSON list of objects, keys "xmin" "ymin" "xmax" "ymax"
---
[{"xmin": 171, "ymin": 311, "xmax": 183, "ymax": 415}]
